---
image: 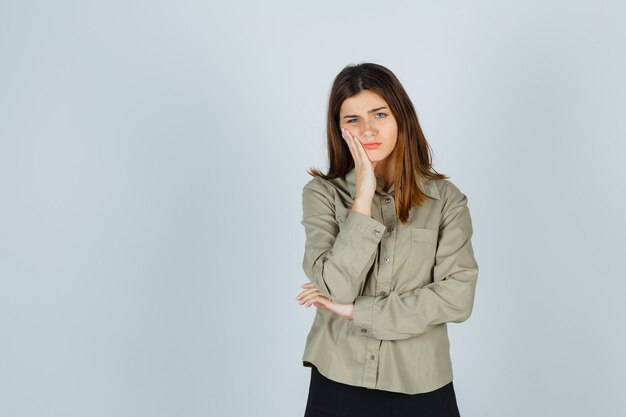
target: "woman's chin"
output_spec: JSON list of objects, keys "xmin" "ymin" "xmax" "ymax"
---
[{"xmin": 366, "ymin": 152, "xmax": 391, "ymax": 162}]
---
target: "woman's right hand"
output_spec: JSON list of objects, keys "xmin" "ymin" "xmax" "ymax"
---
[{"xmin": 341, "ymin": 127, "xmax": 377, "ymax": 202}]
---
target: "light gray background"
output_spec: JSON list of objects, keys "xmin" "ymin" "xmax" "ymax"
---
[{"xmin": 1, "ymin": 1, "xmax": 625, "ymax": 416}]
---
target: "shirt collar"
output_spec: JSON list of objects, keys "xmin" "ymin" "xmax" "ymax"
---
[{"xmin": 345, "ymin": 166, "xmax": 440, "ymax": 200}]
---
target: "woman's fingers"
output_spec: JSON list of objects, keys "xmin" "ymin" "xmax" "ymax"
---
[
  {"xmin": 340, "ymin": 128, "xmax": 355, "ymax": 164},
  {"xmin": 342, "ymin": 128, "xmax": 372, "ymax": 166},
  {"xmin": 297, "ymin": 283, "xmax": 313, "ymax": 295},
  {"xmin": 347, "ymin": 129, "xmax": 372, "ymax": 165},
  {"xmin": 305, "ymin": 294, "xmax": 330, "ymax": 307},
  {"xmin": 341, "ymin": 128, "xmax": 361, "ymax": 167},
  {"xmin": 297, "ymin": 282, "xmax": 332, "ymax": 308},
  {"xmin": 296, "ymin": 285, "xmax": 331, "ymax": 307},
  {"xmin": 298, "ymin": 289, "xmax": 323, "ymax": 305},
  {"xmin": 296, "ymin": 282, "xmax": 350, "ymax": 317},
  {"xmin": 296, "ymin": 283, "xmax": 316, "ymax": 299},
  {"xmin": 296, "ymin": 288, "xmax": 317, "ymax": 301},
  {"xmin": 341, "ymin": 128, "xmax": 377, "ymax": 198}
]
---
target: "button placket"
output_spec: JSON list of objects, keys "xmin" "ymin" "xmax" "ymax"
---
[
  {"xmin": 377, "ymin": 194, "xmax": 396, "ymax": 298},
  {"xmin": 363, "ymin": 337, "xmax": 380, "ymax": 388}
]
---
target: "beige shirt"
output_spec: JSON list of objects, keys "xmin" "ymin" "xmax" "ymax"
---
[{"xmin": 300, "ymin": 166, "xmax": 479, "ymax": 394}]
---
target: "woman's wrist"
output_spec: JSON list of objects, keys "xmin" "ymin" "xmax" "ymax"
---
[{"xmin": 351, "ymin": 196, "xmax": 373, "ymax": 217}]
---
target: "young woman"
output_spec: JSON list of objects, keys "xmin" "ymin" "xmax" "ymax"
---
[{"xmin": 295, "ymin": 62, "xmax": 479, "ymax": 417}]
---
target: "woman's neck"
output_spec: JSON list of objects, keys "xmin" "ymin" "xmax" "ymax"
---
[{"xmin": 374, "ymin": 160, "xmax": 395, "ymax": 190}]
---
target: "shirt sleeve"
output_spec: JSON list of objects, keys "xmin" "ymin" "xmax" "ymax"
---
[
  {"xmin": 352, "ymin": 181, "xmax": 479, "ymax": 340},
  {"xmin": 301, "ymin": 178, "xmax": 386, "ymax": 305}
]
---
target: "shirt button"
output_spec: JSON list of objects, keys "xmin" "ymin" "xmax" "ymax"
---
[
  {"xmin": 374, "ymin": 229, "xmax": 380, "ymax": 235},
  {"xmin": 384, "ymin": 257, "xmax": 390, "ymax": 263},
  {"xmin": 370, "ymin": 354, "xmax": 375, "ymax": 360},
  {"xmin": 379, "ymin": 290, "xmax": 387, "ymax": 296},
  {"xmin": 387, "ymin": 226, "xmax": 394, "ymax": 233},
  {"xmin": 361, "ymin": 328, "xmax": 368, "ymax": 333},
  {"xmin": 385, "ymin": 197, "xmax": 392, "ymax": 204}
]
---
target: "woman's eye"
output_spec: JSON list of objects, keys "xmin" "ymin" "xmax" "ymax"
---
[
  {"xmin": 347, "ymin": 119, "xmax": 357, "ymax": 123},
  {"xmin": 376, "ymin": 112, "xmax": 387, "ymax": 118}
]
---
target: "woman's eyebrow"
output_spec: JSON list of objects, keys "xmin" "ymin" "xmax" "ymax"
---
[{"xmin": 342, "ymin": 106, "xmax": 388, "ymax": 118}]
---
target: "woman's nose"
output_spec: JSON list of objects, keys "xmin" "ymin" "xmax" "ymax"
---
[{"xmin": 362, "ymin": 122, "xmax": 376, "ymax": 139}]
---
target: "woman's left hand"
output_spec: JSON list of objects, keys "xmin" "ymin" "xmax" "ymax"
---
[{"xmin": 296, "ymin": 282, "xmax": 354, "ymax": 320}]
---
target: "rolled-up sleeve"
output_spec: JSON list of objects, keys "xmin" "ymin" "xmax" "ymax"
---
[
  {"xmin": 352, "ymin": 181, "xmax": 479, "ymax": 340},
  {"xmin": 301, "ymin": 178, "xmax": 386, "ymax": 304}
]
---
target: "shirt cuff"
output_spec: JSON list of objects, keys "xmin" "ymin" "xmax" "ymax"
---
[
  {"xmin": 353, "ymin": 295, "xmax": 375, "ymax": 337},
  {"xmin": 342, "ymin": 210, "xmax": 386, "ymax": 242}
]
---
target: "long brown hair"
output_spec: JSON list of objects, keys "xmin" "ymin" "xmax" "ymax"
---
[{"xmin": 307, "ymin": 62, "xmax": 448, "ymax": 223}]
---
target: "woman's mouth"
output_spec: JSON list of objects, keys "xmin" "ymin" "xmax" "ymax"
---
[{"xmin": 362, "ymin": 142, "xmax": 382, "ymax": 149}]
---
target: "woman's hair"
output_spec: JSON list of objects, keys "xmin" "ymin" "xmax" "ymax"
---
[{"xmin": 307, "ymin": 62, "xmax": 448, "ymax": 223}]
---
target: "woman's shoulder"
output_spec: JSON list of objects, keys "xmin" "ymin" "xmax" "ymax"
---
[
  {"xmin": 431, "ymin": 177, "xmax": 466, "ymax": 199},
  {"xmin": 303, "ymin": 175, "xmax": 329, "ymax": 193},
  {"xmin": 302, "ymin": 174, "xmax": 346, "ymax": 197},
  {"xmin": 431, "ymin": 177, "xmax": 473, "ymax": 215}
]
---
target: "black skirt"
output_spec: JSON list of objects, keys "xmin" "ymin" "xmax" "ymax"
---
[{"xmin": 304, "ymin": 365, "xmax": 461, "ymax": 417}]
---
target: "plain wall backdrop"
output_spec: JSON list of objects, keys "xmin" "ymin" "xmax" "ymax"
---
[{"xmin": 1, "ymin": 1, "xmax": 625, "ymax": 416}]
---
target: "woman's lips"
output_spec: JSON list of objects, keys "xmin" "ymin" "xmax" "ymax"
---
[{"xmin": 362, "ymin": 142, "xmax": 382, "ymax": 149}]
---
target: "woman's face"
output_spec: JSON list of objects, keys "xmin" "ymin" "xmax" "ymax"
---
[{"xmin": 338, "ymin": 90, "xmax": 398, "ymax": 163}]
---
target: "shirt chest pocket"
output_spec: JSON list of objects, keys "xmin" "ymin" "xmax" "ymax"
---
[{"xmin": 407, "ymin": 227, "xmax": 438, "ymax": 284}]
